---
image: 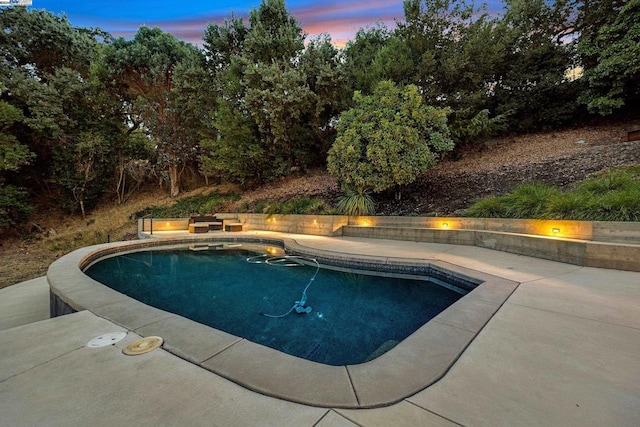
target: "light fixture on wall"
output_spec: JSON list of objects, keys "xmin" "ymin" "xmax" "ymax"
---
[
  {"xmin": 442, "ymin": 223, "xmax": 449, "ymax": 229},
  {"xmin": 552, "ymin": 227, "xmax": 560, "ymax": 234}
]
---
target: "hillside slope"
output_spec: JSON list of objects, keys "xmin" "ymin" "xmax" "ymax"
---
[{"xmin": 226, "ymin": 122, "xmax": 639, "ymax": 215}]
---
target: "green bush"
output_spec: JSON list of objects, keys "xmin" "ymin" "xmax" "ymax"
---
[
  {"xmin": 0, "ymin": 184, "xmax": 33, "ymax": 229},
  {"xmin": 502, "ymin": 183, "xmax": 562, "ymax": 219},
  {"xmin": 261, "ymin": 198, "xmax": 332, "ymax": 215},
  {"xmin": 134, "ymin": 192, "xmax": 239, "ymax": 218},
  {"xmin": 590, "ymin": 187, "xmax": 640, "ymax": 221},
  {"xmin": 463, "ymin": 196, "xmax": 509, "ymax": 218},
  {"xmin": 544, "ymin": 192, "xmax": 593, "ymax": 220},
  {"xmin": 578, "ymin": 170, "xmax": 635, "ymax": 195}
]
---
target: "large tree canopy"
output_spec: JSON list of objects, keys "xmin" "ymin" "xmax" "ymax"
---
[
  {"xmin": 578, "ymin": 0, "xmax": 640, "ymax": 114},
  {"xmin": 200, "ymin": 0, "xmax": 346, "ymax": 183},
  {"xmin": 105, "ymin": 26, "xmax": 205, "ymax": 197}
]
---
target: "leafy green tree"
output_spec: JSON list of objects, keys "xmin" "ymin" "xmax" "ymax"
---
[
  {"xmin": 490, "ymin": 0, "xmax": 579, "ymax": 130},
  {"xmin": 1, "ymin": 8, "xmax": 125, "ymax": 216},
  {"xmin": 202, "ymin": 0, "xmax": 345, "ymax": 183},
  {"xmin": 577, "ymin": 0, "xmax": 640, "ymax": 114},
  {"xmin": 392, "ymin": 1, "xmax": 510, "ymax": 142},
  {"xmin": 105, "ymin": 27, "xmax": 205, "ymax": 197},
  {"xmin": 299, "ymin": 35, "xmax": 349, "ymax": 158},
  {"xmin": 0, "ymin": 99, "xmax": 34, "ymax": 230},
  {"xmin": 327, "ymin": 81, "xmax": 454, "ymax": 200},
  {"xmin": 201, "ymin": 16, "xmax": 262, "ymax": 184},
  {"xmin": 0, "ymin": 100, "xmax": 32, "ymax": 172},
  {"xmin": 341, "ymin": 25, "xmax": 392, "ymax": 95}
]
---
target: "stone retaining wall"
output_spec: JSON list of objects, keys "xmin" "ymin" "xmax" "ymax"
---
[{"xmin": 138, "ymin": 215, "xmax": 640, "ymax": 271}]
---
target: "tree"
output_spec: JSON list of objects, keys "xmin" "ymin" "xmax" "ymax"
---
[
  {"xmin": 201, "ymin": 0, "xmax": 345, "ymax": 183},
  {"xmin": 391, "ymin": 1, "xmax": 511, "ymax": 141},
  {"xmin": 1, "ymin": 8, "xmax": 125, "ymax": 215},
  {"xmin": 105, "ymin": 26, "xmax": 205, "ymax": 197},
  {"xmin": 578, "ymin": 0, "xmax": 640, "ymax": 115},
  {"xmin": 327, "ymin": 81, "xmax": 454, "ymax": 201},
  {"xmin": 0, "ymin": 99, "xmax": 34, "ymax": 230},
  {"xmin": 489, "ymin": 0, "xmax": 579, "ymax": 130},
  {"xmin": 341, "ymin": 25, "xmax": 393, "ymax": 95}
]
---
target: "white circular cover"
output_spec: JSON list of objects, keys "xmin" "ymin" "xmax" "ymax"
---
[{"xmin": 86, "ymin": 332, "xmax": 128, "ymax": 348}]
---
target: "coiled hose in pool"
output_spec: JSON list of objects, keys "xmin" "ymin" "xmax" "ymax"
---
[{"xmin": 246, "ymin": 255, "xmax": 320, "ymax": 318}]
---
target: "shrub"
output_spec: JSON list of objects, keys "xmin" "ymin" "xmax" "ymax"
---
[
  {"xmin": 466, "ymin": 167, "xmax": 640, "ymax": 221},
  {"xmin": 578, "ymin": 170, "xmax": 635, "ymax": 195},
  {"xmin": 134, "ymin": 192, "xmax": 239, "ymax": 218},
  {"xmin": 502, "ymin": 183, "xmax": 562, "ymax": 218},
  {"xmin": 336, "ymin": 188, "xmax": 375, "ymax": 216},
  {"xmin": 465, "ymin": 196, "xmax": 509, "ymax": 218},
  {"xmin": 262, "ymin": 198, "xmax": 331, "ymax": 215},
  {"xmin": 544, "ymin": 192, "xmax": 593, "ymax": 220}
]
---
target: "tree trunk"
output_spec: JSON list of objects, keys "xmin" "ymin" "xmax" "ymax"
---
[{"xmin": 169, "ymin": 163, "xmax": 180, "ymax": 197}]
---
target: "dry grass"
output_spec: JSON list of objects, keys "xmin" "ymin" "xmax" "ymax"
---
[
  {"xmin": 0, "ymin": 182, "xmax": 243, "ymax": 289},
  {"xmin": 1, "ymin": 187, "xmax": 181, "ymax": 289}
]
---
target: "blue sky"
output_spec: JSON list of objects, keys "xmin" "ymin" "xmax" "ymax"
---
[{"xmin": 33, "ymin": 1, "xmax": 503, "ymax": 47}]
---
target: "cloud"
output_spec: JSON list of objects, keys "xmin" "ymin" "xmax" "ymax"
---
[{"xmin": 102, "ymin": 2, "xmax": 401, "ymax": 47}]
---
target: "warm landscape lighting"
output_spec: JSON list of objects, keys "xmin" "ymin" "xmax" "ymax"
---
[
  {"xmin": 361, "ymin": 220, "xmax": 371, "ymax": 226},
  {"xmin": 442, "ymin": 223, "xmax": 449, "ymax": 229},
  {"xmin": 552, "ymin": 228, "xmax": 560, "ymax": 234}
]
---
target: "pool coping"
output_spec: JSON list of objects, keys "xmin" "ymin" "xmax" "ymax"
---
[{"xmin": 47, "ymin": 235, "xmax": 519, "ymax": 408}]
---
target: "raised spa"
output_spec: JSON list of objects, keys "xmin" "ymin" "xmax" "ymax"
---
[{"xmin": 85, "ymin": 244, "xmax": 465, "ymax": 366}]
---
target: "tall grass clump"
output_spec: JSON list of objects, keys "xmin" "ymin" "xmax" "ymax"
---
[
  {"xmin": 466, "ymin": 167, "xmax": 640, "ymax": 221},
  {"xmin": 464, "ymin": 196, "xmax": 510, "ymax": 218},
  {"xmin": 502, "ymin": 183, "xmax": 561, "ymax": 218},
  {"xmin": 544, "ymin": 192, "xmax": 593, "ymax": 219},
  {"xmin": 336, "ymin": 188, "xmax": 375, "ymax": 216}
]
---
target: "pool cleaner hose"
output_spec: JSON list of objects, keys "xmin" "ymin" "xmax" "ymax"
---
[{"xmin": 247, "ymin": 255, "xmax": 320, "ymax": 318}]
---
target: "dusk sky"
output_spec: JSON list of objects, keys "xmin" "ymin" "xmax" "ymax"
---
[{"xmin": 33, "ymin": 1, "xmax": 504, "ymax": 47}]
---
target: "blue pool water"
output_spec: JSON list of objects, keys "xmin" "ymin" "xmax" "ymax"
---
[{"xmin": 85, "ymin": 246, "xmax": 464, "ymax": 365}]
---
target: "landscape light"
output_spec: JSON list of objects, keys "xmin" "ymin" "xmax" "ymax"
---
[
  {"xmin": 552, "ymin": 228, "xmax": 560, "ymax": 234},
  {"xmin": 442, "ymin": 223, "xmax": 449, "ymax": 229}
]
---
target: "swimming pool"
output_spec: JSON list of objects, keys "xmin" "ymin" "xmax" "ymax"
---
[
  {"xmin": 84, "ymin": 244, "xmax": 464, "ymax": 366},
  {"xmin": 48, "ymin": 236, "xmax": 519, "ymax": 408}
]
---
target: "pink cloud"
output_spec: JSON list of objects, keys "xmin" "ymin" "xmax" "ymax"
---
[{"xmin": 105, "ymin": 1, "xmax": 405, "ymax": 47}]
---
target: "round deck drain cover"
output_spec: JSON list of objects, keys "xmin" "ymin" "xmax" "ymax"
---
[
  {"xmin": 122, "ymin": 336, "xmax": 164, "ymax": 356},
  {"xmin": 87, "ymin": 332, "xmax": 128, "ymax": 348}
]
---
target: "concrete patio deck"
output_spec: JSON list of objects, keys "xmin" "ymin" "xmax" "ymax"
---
[{"xmin": 1, "ymin": 232, "xmax": 639, "ymax": 426}]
